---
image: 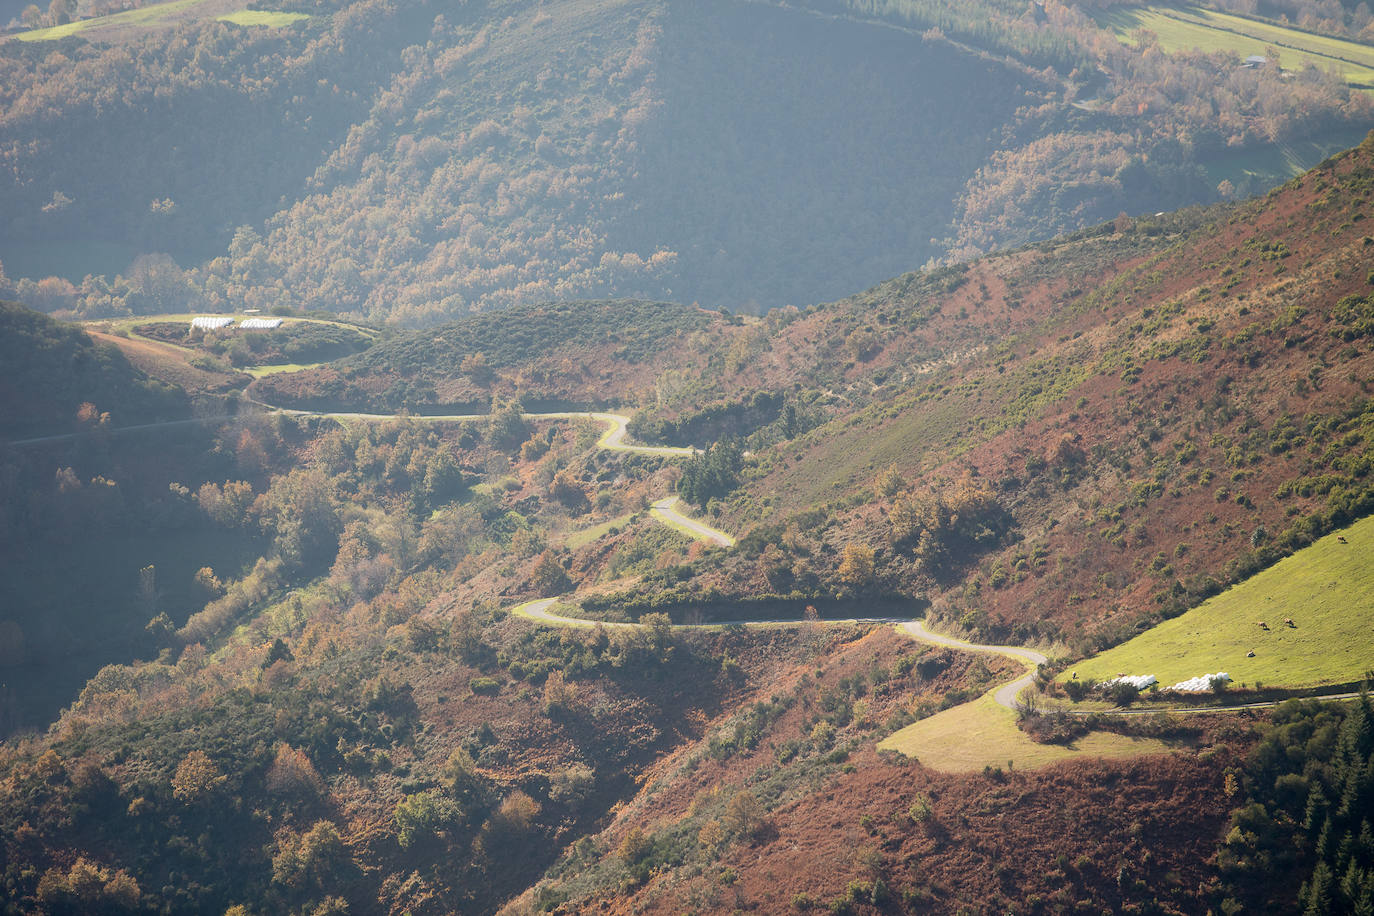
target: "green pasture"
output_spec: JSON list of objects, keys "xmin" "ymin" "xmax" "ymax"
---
[
  {"xmin": 241, "ymin": 362, "xmax": 325, "ymax": 378},
  {"xmin": 563, "ymin": 512, "xmax": 639, "ymax": 550},
  {"xmin": 1095, "ymin": 5, "xmax": 1374, "ymax": 88},
  {"xmin": 14, "ymin": 0, "xmax": 307, "ymax": 42},
  {"xmin": 15, "ymin": 0, "xmax": 208, "ymax": 41},
  {"xmin": 1070, "ymin": 515, "xmax": 1374, "ymax": 690},
  {"xmin": 217, "ymin": 10, "xmax": 308, "ymax": 27}
]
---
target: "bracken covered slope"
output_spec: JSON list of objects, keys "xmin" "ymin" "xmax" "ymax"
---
[{"xmin": 586, "ymin": 133, "xmax": 1374, "ymax": 658}]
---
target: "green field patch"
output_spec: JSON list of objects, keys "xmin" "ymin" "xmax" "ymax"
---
[
  {"xmin": 217, "ymin": 10, "xmax": 309, "ymax": 27},
  {"xmin": 1095, "ymin": 4, "xmax": 1374, "ymax": 88},
  {"xmin": 15, "ymin": 0, "xmax": 209, "ymax": 41},
  {"xmin": 1071, "ymin": 515, "xmax": 1374, "ymax": 690},
  {"xmin": 14, "ymin": 17, "xmax": 95, "ymax": 40},
  {"xmin": 242, "ymin": 362, "xmax": 325, "ymax": 378},
  {"xmin": 563, "ymin": 512, "xmax": 639, "ymax": 550}
]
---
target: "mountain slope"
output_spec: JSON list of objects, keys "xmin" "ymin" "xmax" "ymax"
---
[
  {"xmin": 250, "ymin": 298, "xmax": 724, "ymax": 410},
  {"xmin": 3, "ymin": 0, "xmax": 1369, "ymax": 323},
  {"xmin": 0, "ymin": 300, "xmax": 187, "ymax": 438},
  {"xmin": 2, "ymin": 138, "xmax": 1374, "ymax": 916},
  {"xmin": 539, "ymin": 133, "xmax": 1374, "ymax": 659},
  {"xmin": 205, "ymin": 0, "xmax": 1044, "ymax": 322},
  {"xmin": 486, "ymin": 133, "xmax": 1374, "ymax": 916}
]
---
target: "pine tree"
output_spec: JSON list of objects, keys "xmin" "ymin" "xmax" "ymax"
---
[{"xmin": 1304, "ymin": 861, "xmax": 1334, "ymax": 916}]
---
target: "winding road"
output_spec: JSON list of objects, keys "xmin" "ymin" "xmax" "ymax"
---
[
  {"xmin": 11, "ymin": 404, "xmax": 693, "ymax": 457},
  {"xmin": 9, "ymin": 414, "xmax": 237, "ymax": 447},
  {"xmin": 535, "ymin": 412, "xmax": 697, "ymax": 457},
  {"xmin": 514, "ymin": 598, "xmax": 639, "ymax": 630},
  {"xmin": 899, "ymin": 620, "xmax": 1047, "ymax": 710},
  {"xmin": 513, "ymin": 602, "xmax": 1045, "ymax": 713},
  {"xmin": 260, "ymin": 405, "xmax": 697, "ymax": 458},
  {"xmin": 14, "ymin": 375, "xmax": 1357, "ymax": 726},
  {"xmin": 650, "ymin": 496, "xmax": 735, "ymax": 547},
  {"xmin": 519, "ymin": 593, "xmax": 1361, "ymax": 719},
  {"xmin": 513, "ymin": 597, "xmax": 909, "ymax": 631}
]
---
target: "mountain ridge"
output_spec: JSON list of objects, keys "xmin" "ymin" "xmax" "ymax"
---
[{"xmin": 2, "ymin": 0, "xmax": 1369, "ymax": 323}]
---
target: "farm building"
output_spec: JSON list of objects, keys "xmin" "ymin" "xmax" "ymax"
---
[
  {"xmin": 240, "ymin": 318, "xmax": 284, "ymax": 330},
  {"xmin": 190, "ymin": 316, "xmax": 234, "ymax": 330}
]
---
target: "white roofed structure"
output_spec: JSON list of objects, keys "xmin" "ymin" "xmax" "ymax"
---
[
  {"xmin": 190, "ymin": 316, "xmax": 234, "ymax": 330},
  {"xmin": 240, "ymin": 317, "xmax": 284, "ymax": 329}
]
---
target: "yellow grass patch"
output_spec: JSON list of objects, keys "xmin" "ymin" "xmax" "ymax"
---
[
  {"xmin": 877, "ymin": 693, "xmax": 1177, "ymax": 773},
  {"xmin": 217, "ymin": 10, "xmax": 309, "ymax": 27}
]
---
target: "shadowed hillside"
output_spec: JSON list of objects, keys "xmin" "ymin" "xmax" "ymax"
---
[
  {"xmin": 608, "ymin": 0, "xmax": 1037, "ymax": 308},
  {"xmin": 0, "ymin": 300, "xmax": 187, "ymax": 438},
  {"xmin": 2, "ymin": 0, "xmax": 1368, "ymax": 323}
]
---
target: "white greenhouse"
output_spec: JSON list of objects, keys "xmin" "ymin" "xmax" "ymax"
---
[
  {"xmin": 239, "ymin": 317, "xmax": 284, "ymax": 329},
  {"xmin": 190, "ymin": 316, "xmax": 234, "ymax": 330}
]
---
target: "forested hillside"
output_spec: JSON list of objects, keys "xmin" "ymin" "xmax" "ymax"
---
[
  {"xmin": 250, "ymin": 298, "xmax": 723, "ymax": 410},
  {"xmin": 0, "ymin": 300, "xmax": 186, "ymax": 438},
  {"xmin": 3, "ymin": 137, "xmax": 1374, "ymax": 913},
  {"xmin": 0, "ymin": 302, "xmax": 235, "ymax": 735},
  {"xmin": 0, "ymin": 0, "xmax": 424, "ymax": 279},
  {"xmin": 1, "ymin": 0, "xmax": 1370, "ymax": 322}
]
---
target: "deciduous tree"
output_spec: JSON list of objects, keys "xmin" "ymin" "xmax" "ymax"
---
[
  {"xmin": 266, "ymin": 743, "xmax": 325, "ymax": 802},
  {"xmin": 838, "ymin": 543, "xmax": 875, "ymax": 588},
  {"xmin": 171, "ymin": 749, "xmax": 225, "ymax": 802},
  {"xmin": 530, "ymin": 549, "xmax": 571, "ymax": 596}
]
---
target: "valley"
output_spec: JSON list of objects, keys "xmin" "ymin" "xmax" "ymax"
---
[{"xmin": 4, "ymin": 0, "xmax": 1374, "ymax": 913}]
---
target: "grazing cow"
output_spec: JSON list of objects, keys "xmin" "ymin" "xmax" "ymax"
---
[
  {"xmin": 1337, "ymin": 535, "xmax": 1348, "ymax": 544},
  {"xmin": 1284, "ymin": 618, "xmax": 1295, "ymax": 628},
  {"xmin": 1247, "ymin": 650, "xmax": 1255, "ymax": 657},
  {"xmin": 1257, "ymin": 621, "xmax": 1269, "ymax": 630}
]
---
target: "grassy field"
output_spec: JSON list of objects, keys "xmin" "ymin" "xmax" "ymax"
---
[
  {"xmin": 217, "ymin": 10, "xmax": 308, "ymax": 27},
  {"xmin": 563, "ymin": 512, "xmax": 639, "ymax": 550},
  {"xmin": 15, "ymin": 0, "xmax": 209, "ymax": 40},
  {"xmin": 877, "ymin": 693, "xmax": 1176, "ymax": 772},
  {"xmin": 11, "ymin": 0, "xmax": 303, "ymax": 42},
  {"xmin": 241, "ymin": 362, "xmax": 325, "ymax": 378},
  {"xmin": 1071, "ymin": 515, "xmax": 1374, "ymax": 690},
  {"xmin": 1095, "ymin": 4, "xmax": 1374, "ymax": 88}
]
